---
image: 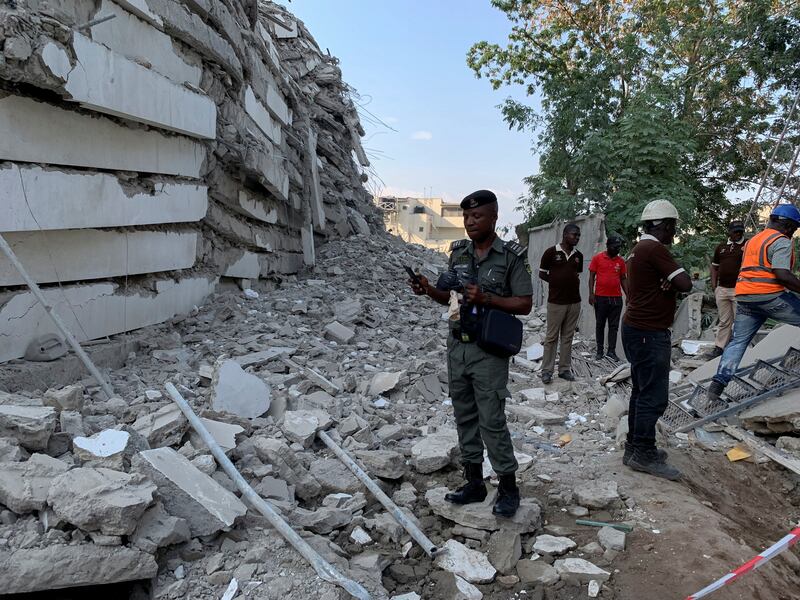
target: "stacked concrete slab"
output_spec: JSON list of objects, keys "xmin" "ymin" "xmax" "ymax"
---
[{"xmin": 0, "ymin": 0, "xmax": 376, "ymax": 362}]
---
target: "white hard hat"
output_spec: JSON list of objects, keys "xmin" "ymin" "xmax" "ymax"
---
[{"xmin": 640, "ymin": 199, "xmax": 679, "ymax": 222}]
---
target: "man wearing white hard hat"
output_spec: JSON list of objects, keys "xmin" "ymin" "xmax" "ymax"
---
[
  {"xmin": 707, "ymin": 203, "xmax": 800, "ymax": 403},
  {"xmin": 622, "ymin": 200, "xmax": 692, "ymax": 480}
]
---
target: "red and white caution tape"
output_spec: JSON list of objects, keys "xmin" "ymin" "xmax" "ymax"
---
[{"xmin": 685, "ymin": 526, "xmax": 800, "ymax": 599}]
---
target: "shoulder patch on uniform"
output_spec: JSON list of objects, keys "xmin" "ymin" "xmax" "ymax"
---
[
  {"xmin": 450, "ymin": 239, "xmax": 468, "ymax": 251},
  {"xmin": 504, "ymin": 241, "xmax": 527, "ymax": 257}
]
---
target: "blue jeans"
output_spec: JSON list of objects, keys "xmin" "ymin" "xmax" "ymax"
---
[
  {"xmin": 713, "ymin": 292, "xmax": 800, "ymax": 386},
  {"xmin": 622, "ymin": 323, "xmax": 672, "ymax": 450}
]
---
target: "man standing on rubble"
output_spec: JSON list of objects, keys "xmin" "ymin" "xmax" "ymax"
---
[
  {"xmin": 623, "ymin": 200, "xmax": 692, "ymax": 481},
  {"xmin": 707, "ymin": 204, "xmax": 800, "ymax": 402},
  {"xmin": 588, "ymin": 236, "xmax": 628, "ymax": 361},
  {"xmin": 708, "ymin": 220, "xmax": 746, "ymax": 358},
  {"xmin": 539, "ymin": 223, "xmax": 583, "ymax": 383},
  {"xmin": 408, "ymin": 189, "xmax": 533, "ymax": 518}
]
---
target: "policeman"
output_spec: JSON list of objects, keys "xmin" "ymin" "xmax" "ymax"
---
[{"xmin": 409, "ymin": 189, "xmax": 533, "ymax": 517}]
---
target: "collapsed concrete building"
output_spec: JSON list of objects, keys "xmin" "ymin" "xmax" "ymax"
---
[{"xmin": 0, "ymin": 0, "xmax": 377, "ymax": 362}]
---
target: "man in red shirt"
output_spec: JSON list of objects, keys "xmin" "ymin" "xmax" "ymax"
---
[{"xmin": 589, "ymin": 236, "xmax": 628, "ymax": 361}]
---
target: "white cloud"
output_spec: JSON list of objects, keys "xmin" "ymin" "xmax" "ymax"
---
[{"xmin": 411, "ymin": 130, "xmax": 433, "ymax": 141}]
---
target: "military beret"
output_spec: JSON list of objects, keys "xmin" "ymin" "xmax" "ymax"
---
[{"xmin": 460, "ymin": 189, "xmax": 497, "ymax": 209}]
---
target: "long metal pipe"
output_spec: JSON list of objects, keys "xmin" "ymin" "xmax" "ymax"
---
[
  {"xmin": 164, "ymin": 384, "xmax": 371, "ymax": 600},
  {"xmin": 318, "ymin": 430, "xmax": 439, "ymax": 557},
  {"xmin": 0, "ymin": 233, "xmax": 115, "ymax": 399}
]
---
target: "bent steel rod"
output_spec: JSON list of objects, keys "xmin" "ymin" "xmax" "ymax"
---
[
  {"xmin": 164, "ymin": 384, "xmax": 371, "ymax": 600},
  {"xmin": 318, "ymin": 430, "xmax": 439, "ymax": 557},
  {"xmin": 0, "ymin": 233, "xmax": 115, "ymax": 399}
]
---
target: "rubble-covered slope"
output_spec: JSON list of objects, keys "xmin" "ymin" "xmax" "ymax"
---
[{"xmin": 0, "ymin": 0, "xmax": 378, "ymax": 361}]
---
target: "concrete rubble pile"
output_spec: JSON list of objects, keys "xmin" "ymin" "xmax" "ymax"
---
[
  {"xmin": 0, "ymin": 232, "xmax": 644, "ymax": 599},
  {"xmin": 0, "ymin": 0, "xmax": 377, "ymax": 362}
]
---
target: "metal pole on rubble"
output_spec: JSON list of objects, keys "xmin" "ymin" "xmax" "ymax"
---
[
  {"xmin": 164, "ymin": 384, "xmax": 371, "ymax": 600},
  {"xmin": 0, "ymin": 233, "xmax": 115, "ymax": 399},
  {"xmin": 317, "ymin": 430, "xmax": 440, "ymax": 557}
]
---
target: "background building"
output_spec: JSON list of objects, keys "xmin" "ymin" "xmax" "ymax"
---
[{"xmin": 376, "ymin": 196, "xmax": 466, "ymax": 252}]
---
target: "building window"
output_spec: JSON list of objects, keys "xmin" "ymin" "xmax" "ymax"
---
[
  {"xmin": 402, "ymin": 205, "xmax": 408, "ymax": 210},
  {"xmin": 418, "ymin": 227, "xmax": 424, "ymax": 232},
  {"xmin": 412, "ymin": 206, "xmax": 426, "ymax": 214},
  {"xmin": 441, "ymin": 206, "xmax": 462, "ymax": 217}
]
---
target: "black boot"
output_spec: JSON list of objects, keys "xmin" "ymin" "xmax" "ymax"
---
[
  {"xmin": 707, "ymin": 380, "xmax": 725, "ymax": 403},
  {"xmin": 622, "ymin": 442, "xmax": 668, "ymax": 466},
  {"xmin": 445, "ymin": 463, "xmax": 487, "ymax": 505},
  {"xmin": 628, "ymin": 448, "xmax": 681, "ymax": 481},
  {"xmin": 492, "ymin": 474, "xmax": 520, "ymax": 517}
]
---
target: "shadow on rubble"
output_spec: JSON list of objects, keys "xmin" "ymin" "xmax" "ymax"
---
[{"xmin": 5, "ymin": 581, "xmax": 149, "ymax": 600}]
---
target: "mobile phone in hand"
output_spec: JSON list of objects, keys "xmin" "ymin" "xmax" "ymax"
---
[{"xmin": 404, "ymin": 266, "xmax": 421, "ymax": 284}]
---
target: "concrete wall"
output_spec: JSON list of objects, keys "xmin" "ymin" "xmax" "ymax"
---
[{"xmin": 0, "ymin": 0, "xmax": 378, "ymax": 362}]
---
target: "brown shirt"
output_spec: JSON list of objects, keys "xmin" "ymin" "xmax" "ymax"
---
[
  {"xmin": 624, "ymin": 236, "xmax": 685, "ymax": 331},
  {"xmin": 540, "ymin": 244, "xmax": 583, "ymax": 305},
  {"xmin": 712, "ymin": 240, "xmax": 745, "ymax": 288}
]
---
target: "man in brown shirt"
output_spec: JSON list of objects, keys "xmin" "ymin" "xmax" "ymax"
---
[
  {"xmin": 709, "ymin": 220, "xmax": 745, "ymax": 356},
  {"xmin": 539, "ymin": 223, "xmax": 583, "ymax": 384},
  {"xmin": 622, "ymin": 200, "xmax": 692, "ymax": 481}
]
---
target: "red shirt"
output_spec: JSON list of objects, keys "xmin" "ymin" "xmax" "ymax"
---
[{"xmin": 589, "ymin": 251, "xmax": 626, "ymax": 297}]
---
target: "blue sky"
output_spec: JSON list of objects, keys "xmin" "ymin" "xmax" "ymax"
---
[{"xmin": 286, "ymin": 0, "xmax": 540, "ymax": 231}]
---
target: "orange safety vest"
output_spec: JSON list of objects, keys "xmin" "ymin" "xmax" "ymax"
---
[{"xmin": 735, "ymin": 228, "xmax": 795, "ymax": 296}]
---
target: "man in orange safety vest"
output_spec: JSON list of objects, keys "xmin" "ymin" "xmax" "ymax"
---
[{"xmin": 707, "ymin": 203, "xmax": 800, "ymax": 402}]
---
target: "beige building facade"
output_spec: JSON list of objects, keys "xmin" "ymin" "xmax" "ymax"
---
[{"xmin": 376, "ymin": 196, "xmax": 466, "ymax": 252}]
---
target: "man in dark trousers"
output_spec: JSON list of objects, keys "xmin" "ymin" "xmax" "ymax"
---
[
  {"xmin": 708, "ymin": 204, "xmax": 800, "ymax": 402},
  {"xmin": 709, "ymin": 220, "xmax": 746, "ymax": 357},
  {"xmin": 539, "ymin": 223, "xmax": 583, "ymax": 384},
  {"xmin": 589, "ymin": 236, "xmax": 628, "ymax": 361},
  {"xmin": 623, "ymin": 200, "xmax": 692, "ymax": 480},
  {"xmin": 409, "ymin": 189, "xmax": 533, "ymax": 517}
]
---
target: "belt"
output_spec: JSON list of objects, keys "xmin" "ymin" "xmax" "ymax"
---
[{"xmin": 452, "ymin": 328, "xmax": 474, "ymax": 343}]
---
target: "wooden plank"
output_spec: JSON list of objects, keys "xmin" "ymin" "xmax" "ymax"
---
[{"xmin": 723, "ymin": 425, "xmax": 800, "ymax": 475}]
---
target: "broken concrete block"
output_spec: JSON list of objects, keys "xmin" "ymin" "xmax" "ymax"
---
[
  {"xmin": 433, "ymin": 572, "xmax": 483, "ymax": 599},
  {"xmin": 333, "ymin": 298, "xmax": 362, "ymax": 323},
  {"xmin": 553, "ymin": 558, "xmax": 610, "ymax": 584},
  {"xmin": 425, "ymin": 487, "xmax": 541, "ymax": 534},
  {"xmin": 131, "ymin": 404, "xmax": 187, "ymax": 448},
  {"xmin": 4, "ymin": 37, "xmax": 32, "ymax": 61},
  {"xmin": 0, "ymin": 453, "xmax": 69, "ymax": 513},
  {"xmin": 339, "ymin": 413, "xmax": 368, "ymax": 437},
  {"xmin": 43, "ymin": 385, "xmax": 84, "ymax": 411},
  {"xmin": 48, "ymin": 467, "xmax": 155, "ymax": 535},
  {"xmin": 487, "ymin": 530, "xmax": 521, "ymax": 575},
  {"xmin": 291, "ymin": 506, "xmax": 352, "ymax": 534},
  {"xmin": 354, "ymin": 449, "xmax": 408, "ymax": 479},
  {"xmin": 324, "ymin": 321, "xmax": 355, "ymax": 344},
  {"xmin": 255, "ymin": 476, "xmax": 292, "ymax": 502},
  {"xmin": 212, "ymin": 360, "xmax": 271, "ymax": 419},
  {"xmin": 0, "ymin": 405, "xmax": 57, "ymax": 451},
  {"xmin": 740, "ymin": 390, "xmax": 800, "ymax": 434},
  {"xmin": 59, "ymin": 410, "xmax": 85, "ymax": 437},
  {"xmin": 309, "ymin": 458, "xmax": 360, "ymax": 494},
  {"xmin": 0, "ymin": 545, "xmax": 158, "ymax": 593},
  {"xmin": 282, "ymin": 409, "xmax": 331, "ymax": 448},
  {"xmin": 131, "ymin": 502, "xmax": 191, "ymax": 553},
  {"xmin": 516, "ymin": 559, "xmax": 559, "ymax": 585},
  {"xmin": 368, "ymin": 371, "xmax": 404, "ymax": 396},
  {"xmin": 573, "ymin": 480, "xmax": 619, "ymax": 509},
  {"xmin": 191, "ymin": 454, "xmax": 217, "ymax": 475},
  {"xmin": 601, "ymin": 394, "xmax": 627, "ymax": 421},
  {"xmin": 532, "ymin": 534, "xmax": 577, "ymax": 556},
  {"xmin": 350, "ymin": 526, "xmax": 372, "ymax": 545},
  {"xmin": 598, "ymin": 526, "xmax": 626, "ymax": 552},
  {"xmin": 507, "ymin": 404, "xmax": 565, "ymax": 425},
  {"xmin": 73, "ymin": 429, "xmax": 132, "ymax": 470},
  {"xmin": 192, "ymin": 417, "xmax": 244, "ymax": 452},
  {"xmin": 0, "ymin": 437, "xmax": 27, "ymax": 462},
  {"xmin": 434, "ymin": 539, "xmax": 496, "ymax": 584},
  {"xmin": 132, "ymin": 447, "xmax": 247, "ymax": 536},
  {"xmin": 411, "ymin": 431, "xmax": 459, "ymax": 473}
]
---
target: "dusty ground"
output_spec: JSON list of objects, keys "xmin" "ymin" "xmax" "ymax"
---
[{"xmin": 2, "ymin": 232, "xmax": 799, "ymax": 600}]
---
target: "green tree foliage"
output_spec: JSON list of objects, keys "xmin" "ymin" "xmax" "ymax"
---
[{"xmin": 468, "ymin": 0, "xmax": 800, "ymax": 270}]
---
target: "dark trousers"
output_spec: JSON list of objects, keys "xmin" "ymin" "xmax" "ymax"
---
[
  {"xmin": 622, "ymin": 323, "xmax": 671, "ymax": 450},
  {"xmin": 594, "ymin": 296, "xmax": 622, "ymax": 354}
]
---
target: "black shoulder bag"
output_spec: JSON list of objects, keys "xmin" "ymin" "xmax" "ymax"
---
[{"xmin": 472, "ymin": 255, "xmax": 523, "ymax": 358}]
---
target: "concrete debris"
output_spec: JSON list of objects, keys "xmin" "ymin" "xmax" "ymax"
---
[
  {"xmin": 131, "ymin": 403, "xmax": 187, "ymax": 448},
  {"xmin": 324, "ymin": 321, "xmax": 355, "ymax": 344},
  {"xmin": 598, "ymin": 526, "xmax": 626, "ymax": 551},
  {"xmin": 532, "ymin": 534, "xmax": 578, "ymax": 556},
  {"xmin": 426, "ymin": 487, "xmax": 542, "ymax": 534},
  {"xmin": 516, "ymin": 559, "xmax": 560, "ymax": 585},
  {"xmin": 553, "ymin": 557, "xmax": 611, "ymax": 583},
  {"xmin": 573, "ymin": 480, "xmax": 619, "ymax": 509},
  {"xmin": 291, "ymin": 506, "xmax": 352, "ymax": 534},
  {"xmin": 354, "ymin": 449, "xmax": 408, "ymax": 479},
  {"xmin": 487, "ymin": 529, "xmax": 521, "ymax": 575},
  {"xmin": 42, "ymin": 385, "xmax": 84, "ymax": 411},
  {"xmin": 132, "ymin": 447, "xmax": 246, "ymax": 536},
  {"xmin": 73, "ymin": 429, "xmax": 132, "ymax": 470},
  {"xmin": 212, "ymin": 360, "xmax": 271, "ymax": 419},
  {"xmin": 0, "ymin": 405, "xmax": 57, "ymax": 451},
  {"xmin": 740, "ymin": 390, "xmax": 800, "ymax": 434},
  {"xmin": 131, "ymin": 502, "xmax": 191, "ymax": 553},
  {"xmin": 411, "ymin": 430, "xmax": 459, "ymax": 473},
  {"xmin": 0, "ymin": 436, "xmax": 26, "ymax": 462},
  {"xmin": 434, "ymin": 571, "xmax": 484, "ymax": 599},
  {"xmin": 368, "ymin": 371, "xmax": 404, "ymax": 396},
  {"xmin": 47, "ymin": 467, "xmax": 156, "ymax": 536},
  {"xmin": 0, "ymin": 453, "xmax": 68, "ymax": 513},
  {"xmin": 434, "ymin": 539, "xmax": 496, "ymax": 584},
  {"xmin": 194, "ymin": 418, "xmax": 244, "ymax": 452},
  {"xmin": 309, "ymin": 458, "xmax": 361, "ymax": 494},
  {"xmin": 0, "ymin": 545, "xmax": 158, "ymax": 594},
  {"xmin": 282, "ymin": 409, "xmax": 331, "ymax": 447}
]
